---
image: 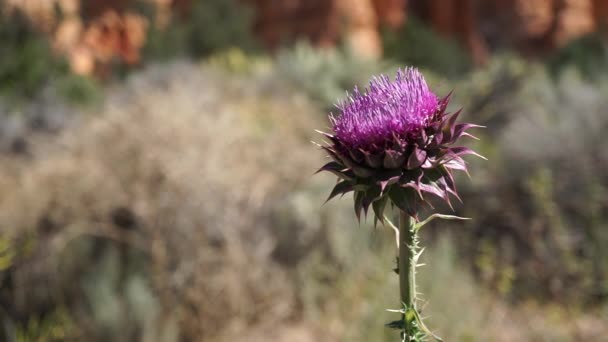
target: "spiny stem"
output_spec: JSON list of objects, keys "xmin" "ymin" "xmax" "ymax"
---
[
  {"xmin": 393, "ymin": 211, "xmax": 443, "ymax": 342},
  {"xmin": 399, "ymin": 210, "xmax": 418, "ymax": 338}
]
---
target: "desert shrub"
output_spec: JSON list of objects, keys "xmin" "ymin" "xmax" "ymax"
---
[
  {"xmin": 0, "ymin": 61, "xmax": 320, "ymax": 341},
  {"xmin": 497, "ymin": 68, "xmax": 608, "ymax": 302},
  {"xmin": 444, "ymin": 58, "xmax": 608, "ymax": 304},
  {"xmin": 419, "ymin": 236, "xmax": 606, "ymax": 341},
  {"xmin": 0, "ymin": 75, "xmax": 100, "ymax": 157},
  {"xmin": 382, "ymin": 17, "xmax": 473, "ymax": 78}
]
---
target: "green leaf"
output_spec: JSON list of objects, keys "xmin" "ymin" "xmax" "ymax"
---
[{"xmin": 411, "ymin": 306, "xmax": 444, "ymax": 342}]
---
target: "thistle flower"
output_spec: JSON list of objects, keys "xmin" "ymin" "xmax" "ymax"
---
[
  {"xmin": 315, "ymin": 67, "xmax": 483, "ymax": 341},
  {"xmin": 317, "ymin": 67, "xmax": 483, "ymax": 221}
]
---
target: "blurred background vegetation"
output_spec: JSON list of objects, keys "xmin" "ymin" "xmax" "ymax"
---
[{"xmin": 0, "ymin": 0, "xmax": 607, "ymax": 341}]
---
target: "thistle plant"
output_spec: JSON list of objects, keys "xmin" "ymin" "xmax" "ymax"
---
[{"xmin": 315, "ymin": 67, "xmax": 483, "ymax": 341}]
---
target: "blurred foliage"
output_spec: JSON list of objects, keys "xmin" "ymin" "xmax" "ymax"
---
[
  {"xmin": 445, "ymin": 57, "xmax": 608, "ymax": 304},
  {"xmin": 0, "ymin": 237, "xmax": 14, "ymax": 271},
  {"xmin": 0, "ymin": 4, "xmax": 100, "ymax": 107},
  {"xmin": 382, "ymin": 17, "xmax": 473, "ymax": 78},
  {"xmin": 54, "ymin": 74, "xmax": 102, "ymax": 107},
  {"xmin": 143, "ymin": 0, "xmax": 259, "ymax": 62},
  {"xmin": 0, "ymin": 7, "xmax": 59, "ymax": 101},
  {"xmin": 275, "ymin": 42, "xmax": 398, "ymax": 109},
  {"xmin": 15, "ymin": 307, "xmax": 73, "ymax": 342},
  {"xmin": 548, "ymin": 33, "xmax": 608, "ymax": 80},
  {"xmin": 207, "ymin": 48, "xmax": 272, "ymax": 75}
]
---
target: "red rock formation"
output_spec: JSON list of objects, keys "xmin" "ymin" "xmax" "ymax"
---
[
  {"xmin": 426, "ymin": 0, "xmax": 489, "ymax": 64},
  {"xmin": 54, "ymin": 10, "xmax": 148, "ymax": 77},
  {"xmin": 593, "ymin": 0, "xmax": 608, "ymax": 30},
  {"xmin": 249, "ymin": 0, "xmax": 340, "ymax": 50},
  {"xmin": 249, "ymin": 0, "xmax": 406, "ymax": 58},
  {"xmin": 4, "ymin": 0, "xmax": 158, "ymax": 76},
  {"xmin": 412, "ymin": 0, "xmax": 605, "ymax": 61},
  {"xmin": 336, "ymin": 0, "xmax": 382, "ymax": 58},
  {"xmin": 554, "ymin": 0, "xmax": 595, "ymax": 46},
  {"xmin": 74, "ymin": 1, "xmax": 608, "ymax": 64},
  {"xmin": 5, "ymin": 0, "xmax": 608, "ymax": 70},
  {"xmin": 373, "ymin": 0, "xmax": 407, "ymax": 28}
]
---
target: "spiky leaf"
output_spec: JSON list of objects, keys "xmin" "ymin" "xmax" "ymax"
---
[
  {"xmin": 325, "ymin": 180, "xmax": 354, "ymax": 203},
  {"xmin": 372, "ymin": 195, "xmax": 390, "ymax": 224}
]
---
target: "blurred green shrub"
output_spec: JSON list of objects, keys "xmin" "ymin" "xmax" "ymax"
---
[
  {"xmin": 143, "ymin": 0, "xmax": 259, "ymax": 61},
  {"xmin": 15, "ymin": 307, "xmax": 73, "ymax": 342},
  {"xmin": 548, "ymin": 33, "xmax": 608, "ymax": 80},
  {"xmin": 382, "ymin": 17, "xmax": 473, "ymax": 78},
  {"xmin": 54, "ymin": 74, "xmax": 102, "ymax": 107},
  {"xmin": 0, "ymin": 237, "xmax": 14, "ymax": 271},
  {"xmin": 0, "ymin": 7, "xmax": 60, "ymax": 102},
  {"xmin": 0, "ymin": 4, "xmax": 100, "ymax": 107}
]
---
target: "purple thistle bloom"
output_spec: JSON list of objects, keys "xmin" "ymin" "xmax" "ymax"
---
[
  {"xmin": 315, "ymin": 67, "xmax": 484, "ymax": 341},
  {"xmin": 332, "ymin": 68, "xmax": 439, "ymax": 152},
  {"xmin": 316, "ymin": 67, "xmax": 484, "ymax": 221}
]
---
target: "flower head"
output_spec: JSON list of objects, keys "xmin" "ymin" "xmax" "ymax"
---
[
  {"xmin": 332, "ymin": 68, "xmax": 438, "ymax": 152},
  {"xmin": 316, "ymin": 67, "xmax": 484, "ymax": 221}
]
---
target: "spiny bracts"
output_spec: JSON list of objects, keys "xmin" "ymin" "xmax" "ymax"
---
[{"xmin": 316, "ymin": 67, "xmax": 484, "ymax": 222}]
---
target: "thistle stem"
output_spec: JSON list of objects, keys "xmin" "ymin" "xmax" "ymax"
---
[{"xmin": 399, "ymin": 210, "xmax": 418, "ymax": 338}]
